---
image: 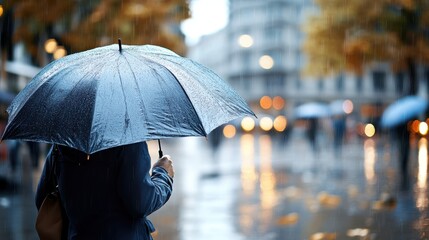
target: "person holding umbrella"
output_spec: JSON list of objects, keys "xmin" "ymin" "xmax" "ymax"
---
[
  {"xmin": 1, "ymin": 41, "xmax": 254, "ymax": 239},
  {"xmin": 36, "ymin": 142, "xmax": 174, "ymax": 239},
  {"xmin": 381, "ymin": 96, "xmax": 429, "ymax": 190}
]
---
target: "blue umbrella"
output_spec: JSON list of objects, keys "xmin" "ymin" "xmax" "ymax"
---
[
  {"xmin": 295, "ymin": 102, "xmax": 330, "ymax": 119},
  {"xmin": 381, "ymin": 96, "xmax": 428, "ymax": 128},
  {"xmin": 1, "ymin": 41, "xmax": 255, "ymax": 154}
]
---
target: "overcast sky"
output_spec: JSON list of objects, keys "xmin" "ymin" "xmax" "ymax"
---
[{"xmin": 181, "ymin": 0, "xmax": 229, "ymax": 45}]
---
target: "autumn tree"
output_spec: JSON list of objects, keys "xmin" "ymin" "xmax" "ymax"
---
[
  {"xmin": 303, "ymin": 0, "xmax": 429, "ymax": 96},
  {"xmin": 63, "ymin": 0, "xmax": 190, "ymax": 55},
  {"xmin": 7, "ymin": 0, "xmax": 190, "ymax": 66}
]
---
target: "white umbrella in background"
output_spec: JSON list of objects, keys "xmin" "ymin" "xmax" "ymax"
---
[{"xmin": 295, "ymin": 102, "xmax": 331, "ymax": 119}]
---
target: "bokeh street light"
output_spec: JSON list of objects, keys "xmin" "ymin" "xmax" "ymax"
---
[
  {"xmin": 260, "ymin": 96, "xmax": 272, "ymax": 110},
  {"xmin": 364, "ymin": 123, "xmax": 376, "ymax": 138},
  {"xmin": 272, "ymin": 96, "xmax": 285, "ymax": 110},
  {"xmin": 241, "ymin": 117, "xmax": 256, "ymax": 132},
  {"xmin": 419, "ymin": 121, "xmax": 428, "ymax": 136},
  {"xmin": 223, "ymin": 124, "xmax": 236, "ymax": 138},
  {"xmin": 259, "ymin": 117, "xmax": 273, "ymax": 131},
  {"xmin": 53, "ymin": 46, "xmax": 67, "ymax": 60},
  {"xmin": 44, "ymin": 39, "xmax": 58, "ymax": 54},
  {"xmin": 273, "ymin": 115, "xmax": 287, "ymax": 132},
  {"xmin": 238, "ymin": 34, "xmax": 254, "ymax": 48},
  {"xmin": 259, "ymin": 55, "xmax": 274, "ymax": 69},
  {"xmin": 343, "ymin": 99, "xmax": 354, "ymax": 114}
]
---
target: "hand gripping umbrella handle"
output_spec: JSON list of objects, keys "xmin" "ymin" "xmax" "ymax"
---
[{"xmin": 158, "ymin": 139, "xmax": 163, "ymax": 158}]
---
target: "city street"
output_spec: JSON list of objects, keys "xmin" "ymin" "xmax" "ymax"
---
[{"xmin": 0, "ymin": 130, "xmax": 428, "ymax": 240}]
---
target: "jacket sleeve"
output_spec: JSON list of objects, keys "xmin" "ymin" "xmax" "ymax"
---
[
  {"xmin": 35, "ymin": 145, "xmax": 55, "ymax": 210},
  {"xmin": 117, "ymin": 142, "xmax": 173, "ymax": 218}
]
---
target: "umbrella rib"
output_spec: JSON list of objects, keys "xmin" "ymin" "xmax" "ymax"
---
[
  {"xmin": 69, "ymin": 59, "xmax": 107, "ymax": 152},
  {"xmin": 125, "ymin": 51, "xmax": 207, "ymax": 136},
  {"xmin": 120, "ymin": 55, "xmax": 151, "ymax": 136},
  {"xmin": 127, "ymin": 51, "xmax": 232, "ymax": 135},
  {"xmin": 116, "ymin": 58, "xmax": 135, "ymax": 142},
  {"xmin": 156, "ymin": 52, "xmax": 254, "ymax": 132}
]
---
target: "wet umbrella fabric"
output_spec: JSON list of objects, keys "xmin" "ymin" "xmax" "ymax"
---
[
  {"xmin": 381, "ymin": 96, "xmax": 428, "ymax": 128},
  {"xmin": 1, "ymin": 44, "xmax": 254, "ymax": 154}
]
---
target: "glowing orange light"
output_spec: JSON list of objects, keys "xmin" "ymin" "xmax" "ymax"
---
[
  {"xmin": 53, "ymin": 46, "xmax": 67, "ymax": 59},
  {"xmin": 223, "ymin": 124, "xmax": 236, "ymax": 138},
  {"xmin": 260, "ymin": 96, "xmax": 272, "ymax": 110},
  {"xmin": 411, "ymin": 120, "xmax": 420, "ymax": 133},
  {"xmin": 44, "ymin": 39, "xmax": 57, "ymax": 53},
  {"xmin": 273, "ymin": 116, "xmax": 287, "ymax": 132},
  {"xmin": 272, "ymin": 96, "xmax": 285, "ymax": 110}
]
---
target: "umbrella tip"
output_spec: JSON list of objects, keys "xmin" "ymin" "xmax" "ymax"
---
[{"xmin": 118, "ymin": 38, "xmax": 122, "ymax": 53}]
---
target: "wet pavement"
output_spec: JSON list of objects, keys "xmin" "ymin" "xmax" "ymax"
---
[{"xmin": 0, "ymin": 131, "xmax": 428, "ymax": 240}]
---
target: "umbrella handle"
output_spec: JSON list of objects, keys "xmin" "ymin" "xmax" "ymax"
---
[{"xmin": 158, "ymin": 139, "xmax": 163, "ymax": 158}]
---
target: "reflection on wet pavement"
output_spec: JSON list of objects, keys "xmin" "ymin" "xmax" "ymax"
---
[
  {"xmin": 150, "ymin": 133, "xmax": 429, "ymax": 240},
  {"xmin": 0, "ymin": 132, "xmax": 428, "ymax": 240}
]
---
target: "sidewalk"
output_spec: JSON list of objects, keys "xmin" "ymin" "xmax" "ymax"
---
[{"xmin": 0, "ymin": 134, "xmax": 427, "ymax": 240}]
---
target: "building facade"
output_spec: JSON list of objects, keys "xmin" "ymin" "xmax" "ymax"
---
[{"xmin": 187, "ymin": 0, "xmax": 429, "ymax": 125}]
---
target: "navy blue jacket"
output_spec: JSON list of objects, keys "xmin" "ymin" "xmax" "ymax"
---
[{"xmin": 36, "ymin": 142, "xmax": 173, "ymax": 240}]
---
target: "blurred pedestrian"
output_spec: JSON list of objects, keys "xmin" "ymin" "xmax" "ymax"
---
[
  {"xmin": 392, "ymin": 123, "xmax": 410, "ymax": 189},
  {"xmin": 208, "ymin": 125, "xmax": 223, "ymax": 159},
  {"xmin": 1, "ymin": 6, "xmax": 15, "ymax": 85},
  {"xmin": 35, "ymin": 142, "xmax": 174, "ymax": 240},
  {"xmin": 204, "ymin": 125, "xmax": 224, "ymax": 178},
  {"xmin": 332, "ymin": 115, "xmax": 346, "ymax": 158},
  {"xmin": 26, "ymin": 141, "xmax": 40, "ymax": 169},
  {"xmin": 6, "ymin": 140, "xmax": 20, "ymax": 173},
  {"xmin": 306, "ymin": 118, "xmax": 319, "ymax": 153}
]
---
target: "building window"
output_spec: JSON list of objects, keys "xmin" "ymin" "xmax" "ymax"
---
[
  {"xmin": 356, "ymin": 75, "xmax": 363, "ymax": 92},
  {"xmin": 265, "ymin": 75, "xmax": 285, "ymax": 93},
  {"xmin": 241, "ymin": 51, "xmax": 251, "ymax": 71},
  {"xmin": 395, "ymin": 72, "xmax": 405, "ymax": 94},
  {"xmin": 372, "ymin": 71, "xmax": 386, "ymax": 92},
  {"xmin": 317, "ymin": 78, "xmax": 324, "ymax": 91},
  {"xmin": 296, "ymin": 77, "xmax": 301, "ymax": 90},
  {"xmin": 336, "ymin": 74, "xmax": 344, "ymax": 92},
  {"xmin": 264, "ymin": 26, "xmax": 282, "ymax": 44},
  {"xmin": 266, "ymin": 3, "xmax": 283, "ymax": 20}
]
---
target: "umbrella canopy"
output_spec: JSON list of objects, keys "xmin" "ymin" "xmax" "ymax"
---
[
  {"xmin": 381, "ymin": 96, "xmax": 428, "ymax": 128},
  {"xmin": 1, "ymin": 43, "xmax": 254, "ymax": 154},
  {"xmin": 295, "ymin": 102, "xmax": 330, "ymax": 119}
]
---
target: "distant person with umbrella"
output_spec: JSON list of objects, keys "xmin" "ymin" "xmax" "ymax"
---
[
  {"xmin": 295, "ymin": 102, "xmax": 330, "ymax": 154},
  {"xmin": 381, "ymin": 96, "xmax": 428, "ymax": 189},
  {"xmin": 1, "ymin": 41, "xmax": 254, "ymax": 239}
]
